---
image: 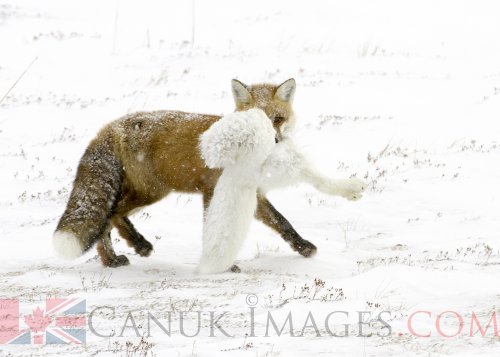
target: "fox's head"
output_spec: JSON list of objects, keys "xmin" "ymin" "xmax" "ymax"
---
[{"xmin": 231, "ymin": 78, "xmax": 296, "ymax": 142}]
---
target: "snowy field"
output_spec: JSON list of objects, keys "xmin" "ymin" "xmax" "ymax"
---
[{"xmin": 1, "ymin": 0, "xmax": 500, "ymax": 356}]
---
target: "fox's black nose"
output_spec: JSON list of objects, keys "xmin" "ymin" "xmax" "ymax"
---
[{"xmin": 275, "ymin": 132, "xmax": 282, "ymax": 143}]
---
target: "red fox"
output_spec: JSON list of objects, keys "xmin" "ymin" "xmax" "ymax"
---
[{"xmin": 53, "ymin": 78, "xmax": 366, "ymax": 268}]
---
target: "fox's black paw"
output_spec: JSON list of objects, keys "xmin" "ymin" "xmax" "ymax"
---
[
  {"xmin": 108, "ymin": 255, "xmax": 130, "ymax": 267},
  {"xmin": 230, "ymin": 265, "xmax": 241, "ymax": 273},
  {"xmin": 135, "ymin": 240, "xmax": 154, "ymax": 257},
  {"xmin": 295, "ymin": 240, "xmax": 317, "ymax": 258}
]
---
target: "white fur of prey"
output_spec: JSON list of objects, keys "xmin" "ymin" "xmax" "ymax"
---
[
  {"xmin": 198, "ymin": 109, "xmax": 276, "ymax": 274},
  {"xmin": 259, "ymin": 138, "xmax": 367, "ymax": 200},
  {"xmin": 197, "ymin": 108, "xmax": 367, "ymax": 274}
]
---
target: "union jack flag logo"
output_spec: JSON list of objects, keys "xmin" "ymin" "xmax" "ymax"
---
[{"xmin": 0, "ymin": 298, "xmax": 86, "ymax": 345}]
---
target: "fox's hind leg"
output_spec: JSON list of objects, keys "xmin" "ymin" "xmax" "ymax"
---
[
  {"xmin": 96, "ymin": 225, "xmax": 130, "ymax": 267},
  {"xmin": 111, "ymin": 216, "xmax": 153, "ymax": 257},
  {"xmin": 255, "ymin": 195, "xmax": 317, "ymax": 257}
]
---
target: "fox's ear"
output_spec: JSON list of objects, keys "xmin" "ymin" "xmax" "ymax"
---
[
  {"xmin": 275, "ymin": 78, "xmax": 296, "ymax": 102},
  {"xmin": 231, "ymin": 79, "xmax": 253, "ymax": 106}
]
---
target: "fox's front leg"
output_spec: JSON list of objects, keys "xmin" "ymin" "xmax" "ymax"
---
[{"xmin": 255, "ymin": 195, "xmax": 317, "ymax": 257}]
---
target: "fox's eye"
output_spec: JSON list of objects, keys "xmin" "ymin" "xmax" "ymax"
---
[{"xmin": 273, "ymin": 116, "xmax": 286, "ymax": 125}]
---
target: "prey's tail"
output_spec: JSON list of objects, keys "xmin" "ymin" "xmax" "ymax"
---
[{"xmin": 53, "ymin": 130, "xmax": 123, "ymax": 259}]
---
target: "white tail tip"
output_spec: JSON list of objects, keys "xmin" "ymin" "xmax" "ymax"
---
[{"xmin": 53, "ymin": 230, "xmax": 83, "ymax": 260}]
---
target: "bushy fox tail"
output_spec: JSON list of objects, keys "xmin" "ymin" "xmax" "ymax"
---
[{"xmin": 53, "ymin": 130, "xmax": 123, "ymax": 259}]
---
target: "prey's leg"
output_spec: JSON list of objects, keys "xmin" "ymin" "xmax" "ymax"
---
[
  {"xmin": 260, "ymin": 138, "xmax": 367, "ymax": 201},
  {"xmin": 202, "ymin": 187, "xmax": 241, "ymax": 273},
  {"xmin": 308, "ymin": 176, "xmax": 367, "ymax": 201}
]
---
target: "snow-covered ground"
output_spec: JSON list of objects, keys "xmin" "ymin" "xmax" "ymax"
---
[{"xmin": 1, "ymin": 0, "xmax": 500, "ymax": 355}]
